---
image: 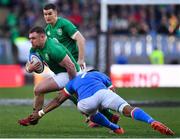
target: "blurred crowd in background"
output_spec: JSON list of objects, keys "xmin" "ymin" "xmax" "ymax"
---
[
  {"xmin": 108, "ymin": 5, "xmax": 179, "ymax": 36},
  {"xmin": 0, "ymin": 0, "xmax": 179, "ymax": 40},
  {"xmin": 0, "ymin": 0, "xmax": 179, "ymax": 65},
  {"xmin": 0, "ymin": 0, "xmax": 100, "ymax": 41}
]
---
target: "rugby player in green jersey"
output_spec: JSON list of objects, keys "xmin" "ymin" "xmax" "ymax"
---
[
  {"xmin": 43, "ymin": 3, "xmax": 85, "ymax": 70},
  {"xmin": 42, "ymin": 3, "xmax": 119, "ymax": 128},
  {"xmin": 19, "ymin": 4, "xmax": 119, "ymax": 127},
  {"xmin": 43, "ymin": 3, "xmax": 87, "ymax": 115},
  {"xmin": 18, "ymin": 26, "xmax": 81, "ymax": 126}
]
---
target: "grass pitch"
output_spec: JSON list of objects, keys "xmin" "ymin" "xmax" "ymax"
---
[
  {"xmin": 0, "ymin": 86, "xmax": 180, "ymax": 101},
  {"xmin": 0, "ymin": 106, "xmax": 179, "ymax": 138},
  {"xmin": 0, "ymin": 86, "xmax": 180, "ymax": 138}
]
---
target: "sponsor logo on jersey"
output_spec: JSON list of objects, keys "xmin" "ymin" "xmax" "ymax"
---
[
  {"xmin": 45, "ymin": 53, "xmax": 50, "ymax": 61},
  {"xmin": 53, "ymin": 38, "xmax": 59, "ymax": 43},
  {"xmin": 57, "ymin": 28, "xmax": 62, "ymax": 35},
  {"xmin": 47, "ymin": 31, "xmax": 50, "ymax": 36}
]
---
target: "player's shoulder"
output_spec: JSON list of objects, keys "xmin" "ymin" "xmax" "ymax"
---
[
  {"xmin": 46, "ymin": 38, "xmax": 59, "ymax": 47},
  {"xmin": 87, "ymin": 70, "xmax": 102, "ymax": 75},
  {"xmin": 59, "ymin": 17, "xmax": 69, "ymax": 22},
  {"xmin": 90, "ymin": 71, "xmax": 108, "ymax": 79},
  {"xmin": 45, "ymin": 38, "xmax": 57, "ymax": 50},
  {"xmin": 46, "ymin": 37, "xmax": 53, "ymax": 44},
  {"xmin": 47, "ymin": 38, "xmax": 66, "ymax": 52},
  {"xmin": 86, "ymin": 71, "xmax": 104, "ymax": 79},
  {"xmin": 58, "ymin": 17, "xmax": 74, "ymax": 25}
]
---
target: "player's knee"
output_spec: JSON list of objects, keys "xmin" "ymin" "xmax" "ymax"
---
[
  {"xmin": 34, "ymin": 85, "xmax": 43, "ymax": 96},
  {"xmin": 122, "ymin": 105, "xmax": 134, "ymax": 117}
]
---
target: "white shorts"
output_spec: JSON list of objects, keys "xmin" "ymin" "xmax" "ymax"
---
[
  {"xmin": 77, "ymin": 89, "xmax": 129, "ymax": 115},
  {"xmin": 52, "ymin": 71, "xmax": 83, "ymax": 89}
]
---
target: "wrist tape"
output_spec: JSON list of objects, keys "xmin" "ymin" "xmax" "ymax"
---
[{"xmin": 38, "ymin": 109, "xmax": 45, "ymax": 117}]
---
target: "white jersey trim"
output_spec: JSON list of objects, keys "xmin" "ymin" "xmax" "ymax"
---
[
  {"xmin": 71, "ymin": 31, "xmax": 79, "ymax": 39},
  {"xmin": 63, "ymin": 88, "xmax": 71, "ymax": 96},
  {"xmin": 108, "ymin": 85, "xmax": 113, "ymax": 89}
]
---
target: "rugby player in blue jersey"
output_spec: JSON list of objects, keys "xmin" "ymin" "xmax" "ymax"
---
[{"xmin": 30, "ymin": 70, "xmax": 174, "ymax": 135}]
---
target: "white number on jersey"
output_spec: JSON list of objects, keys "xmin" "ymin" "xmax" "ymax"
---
[{"xmin": 81, "ymin": 72, "xmax": 87, "ymax": 78}]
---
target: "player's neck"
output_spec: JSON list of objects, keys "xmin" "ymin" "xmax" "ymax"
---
[{"xmin": 41, "ymin": 36, "xmax": 47, "ymax": 48}]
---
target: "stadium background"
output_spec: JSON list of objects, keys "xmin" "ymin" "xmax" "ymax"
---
[{"xmin": 0, "ymin": 0, "xmax": 180, "ymax": 138}]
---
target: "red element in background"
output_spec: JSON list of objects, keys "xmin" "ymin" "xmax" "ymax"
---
[
  {"xmin": 111, "ymin": 72, "xmax": 160, "ymax": 87},
  {"xmin": 0, "ymin": 65, "xmax": 24, "ymax": 87}
]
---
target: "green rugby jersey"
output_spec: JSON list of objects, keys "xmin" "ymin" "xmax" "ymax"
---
[
  {"xmin": 30, "ymin": 38, "xmax": 80, "ymax": 74},
  {"xmin": 45, "ymin": 17, "xmax": 78, "ymax": 61}
]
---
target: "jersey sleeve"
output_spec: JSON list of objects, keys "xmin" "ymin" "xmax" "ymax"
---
[
  {"xmin": 62, "ymin": 18, "xmax": 78, "ymax": 38},
  {"xmin": 63, "ymin": 80, "xmax": 75, "ymax": 96},
  {"xmin": 50, "ymin": 42, "xmax": 67, "ymax": 63}
]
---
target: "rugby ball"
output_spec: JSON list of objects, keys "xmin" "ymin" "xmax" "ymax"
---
[{"xmin": 29, "ymin": 53, "xmax": 44, "ymax": 74}]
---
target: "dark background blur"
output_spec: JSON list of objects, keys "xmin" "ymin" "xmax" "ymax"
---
[{"xmin": 0, "ymin": 0, "xmax": 179, "ymax": 67}]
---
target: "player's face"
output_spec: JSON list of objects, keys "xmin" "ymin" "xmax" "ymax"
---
[
  {"xmin": 43, "ymin": 9, "xmax": 57, "ymax": 24},
  {"xmin": 29, "ymin": 32, "xmax": 42, "ymax": 48}
]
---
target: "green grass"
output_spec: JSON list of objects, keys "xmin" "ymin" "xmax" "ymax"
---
[
  {"xmin": 116, "ymin": 88, "xmax": 180, "ymax": 101},
  {"xmin": 0, "ymin": 86, "xmax": 180, "ymax": 137},
  {"xmin": 0, "ymin": 85, "xmax": 57, "ymax": 99},
  {"xmin": 0, "ymin": 106, "xmax": 179, "ymax": 138},
  {"xmin": 0, "ymin": 86, "xmax": 180, "ymax": 101}
]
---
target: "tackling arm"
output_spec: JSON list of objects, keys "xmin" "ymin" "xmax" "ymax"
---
[
  {"xmin": 31, "ymin": 91, "xmax": 69, "ymax": 120},
  {"xmin": 43, "ymin": 91, "xmax": 69, "ymax": 114}
]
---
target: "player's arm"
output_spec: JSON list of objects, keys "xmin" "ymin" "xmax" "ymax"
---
[
  {"xmin": 31, "ymin": 84, "xmax": 74, "ymax": 120},
  {"xmin": 59, "ymin": 54, "xmax": 77, "ymax": 79},
  {"xmin": 51, "ymin": 43, "xmax": 77, "ymax": 79},
  {"xmin": 41, "ymin": 83, "xmax": 74, "ymax": 115},
  {"xmin": 72, "ymin": 31, "xmax": 86, "ymax": 70},
  {"xmin": 42, "ymin": 90, "xmax": 70, "ymax": 114},
  {"xmin": 31, "ymin": 90, "xmax": 70, "ymax": 120},
  {"xmin": 64, "ymin": 19, "xmax": 86, "ymax": 70}
]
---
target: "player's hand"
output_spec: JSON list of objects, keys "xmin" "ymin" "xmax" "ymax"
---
[
  {"xmin": 27, "ymin": 61, "xmax": 42, "ymax": 73},
  {"xmin": 78, "ymin": 59, "xmax": 86, "ymax": 71},
  {"xmin": 31, "ymin": 111, "xmax": 41, "ymax": 121},
  {"xmin": 25, "ymin": 61, "xmax": 32, "ymax": 73}
]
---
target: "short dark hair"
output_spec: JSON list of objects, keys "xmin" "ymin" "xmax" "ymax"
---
[
  {"xmin": 29, "ymin": 26, "xmax": 45, "ymax": 34},
  {"xmin": 43, "ymin": 3, "xmax": 57, "ymax": 11}
]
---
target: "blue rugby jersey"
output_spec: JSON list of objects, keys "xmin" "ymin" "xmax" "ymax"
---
[{"xmin": 63, "ymin": 71, "xmax": 113, "ymax": 101}]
